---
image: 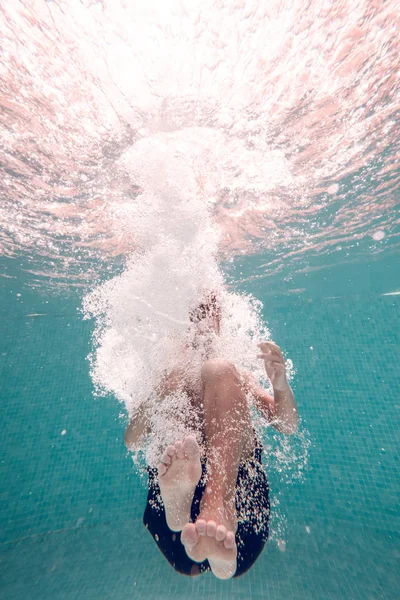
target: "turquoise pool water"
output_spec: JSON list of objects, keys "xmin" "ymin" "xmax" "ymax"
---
[
  {"xmin": 1, "ymin": 249, "xmax": 399, "ymax": 599},
  {"xmin": 1, "ymin": 1, "xmax": 399, "ymax": 597}
]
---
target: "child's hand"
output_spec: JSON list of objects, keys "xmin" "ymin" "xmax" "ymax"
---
[{"xmin": 257, "ymin": 341, "xmax": 289, "ymax": 392}]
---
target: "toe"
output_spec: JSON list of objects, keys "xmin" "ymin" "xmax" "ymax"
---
[
  {"xmin": 224, "ymin": 531, "xmax": 235, "ymax": 549},
  {"xmin": 206, "ymin": 520, "xmax": 217, "ymax": 537},
  {"xmin": 161, "ymin": 446, "xmax": 175, "ymax": 464},
  {"xmin": 215, "ymin": 525, "xmax": 226, "ymax": 542},
  {"xmin": 183, "ymin": 435, "xmax": 200, "ymax": 460},
  {"xmin": 181, "ymin": 523, "xmax": 198, "ymax": 550},
  {"xmin": 195, "ymin": 519, "xmax": 207, "ymax": 536},
  {"xmin": 165, "ymin": 445, "xmax": 176, "ymax": 457},
  {"xmin": 158, "ymin": 463, "xmax": 168, "ymax": 476},
  {"xmin": 174, "ymin": 440, "xmax": 185, "ymax": 459}
]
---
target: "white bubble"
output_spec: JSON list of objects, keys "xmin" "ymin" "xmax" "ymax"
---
[
  {"xmin": 83, "ymin": 138, "xmax": 274, "ymax": 470},
  {"xmin": 277, "ymin": 539, "xmax": 286, "ymax": 552},
  {"xmin": 372, "ymin": 230, "xmax": 385, "ymax": 241},
  {"xmin": 327, "ymin": 183, "xmax": 339, "ymax": 195}
]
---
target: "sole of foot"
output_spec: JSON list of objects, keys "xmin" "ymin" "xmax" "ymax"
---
[
  {"xmin": 181, "ymin": 518, "xmax": 237, "ymax": 579},
  {"xmin": 158, "ymin": 435, "xmax": 202, "ymax": 532}
]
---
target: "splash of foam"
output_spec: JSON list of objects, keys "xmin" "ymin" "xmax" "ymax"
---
[
  {"xmin": 82, "ymin": 138, "xmax": 310, "ymax": 545},
  {"xmin": 83, "ymin": 137, "xmax": 272, "ymax": 463}
]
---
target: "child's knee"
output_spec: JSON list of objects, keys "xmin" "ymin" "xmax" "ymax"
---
[{"xmin": 201, "ymin": 359, "xmax": 238, "ymax": 382}]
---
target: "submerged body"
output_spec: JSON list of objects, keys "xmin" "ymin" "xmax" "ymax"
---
[{"xmin": 125, "ymin": 294, "xmax": 298, "ymax": 579}]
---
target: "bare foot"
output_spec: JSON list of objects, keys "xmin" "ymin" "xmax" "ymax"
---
[
  {"xmin": 181, "ymin": 501, "xmax": 237, "ymax": 580},
  {"xmin": 158, "ymin": 435, "xmax": 202, "ymax": 532}
]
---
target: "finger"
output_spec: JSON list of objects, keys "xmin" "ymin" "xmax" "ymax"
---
[
  {"xmin": 258, "ymin": 351, "xmax": 283, "ymax": 360},
  {"xmin": 258, "ymin": 353, "xmax": 284, "ymax": 364},
  {"xmin": 265, "ymin": 346, "xmax": 284, "ymax": 361},
  {"xmin": 257, "ymin": 342, "xmax": 283, "ymax": 357},
  {"xmin": 265, "ymin": 361, "xmax": 285, "ymax": 370},
  {"xmin": 264, "ymin": 340, "xmax": 281, "ymax": 351},
  {"xmin": 270, "ymin": 347, "xmax": 284, "ymax": 359},
  {"xmin": 258, "ymin": 341, "xmax": 283, "ymax": 357}
]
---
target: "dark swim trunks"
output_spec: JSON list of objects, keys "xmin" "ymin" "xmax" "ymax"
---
[{"xmin": 143, "ymin": 437, "xmax": 270, "ymax": 577}]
